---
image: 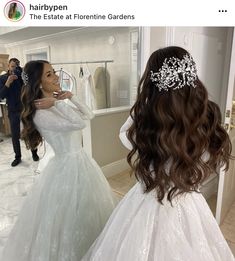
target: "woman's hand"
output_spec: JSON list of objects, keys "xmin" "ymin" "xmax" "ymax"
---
[
  {"xmin": 56, "ymin": 91, "xmax": 73, "ymax": 100},
  {"xmin": 34, "ymin": 97, "xmax": 57, "ymax": 109}
]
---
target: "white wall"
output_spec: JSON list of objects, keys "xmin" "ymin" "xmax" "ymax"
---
[
  {"xmin": 91, "ymin": 110, "xmax": 130, "ymax": 166},
  {"xmin": 140, "ymin": 27, "xmax": 167, "ymax": 74},
  {"xmin": 150, "ymin": 27, "xmax": 167, "ymax": 54},
  {"xmin": 170, "ymin": 27, "xmax": 231, "ymax": 113},
  {"xmin": 0, "ymin": 44, "xmax": 7, "ymax": 54}
]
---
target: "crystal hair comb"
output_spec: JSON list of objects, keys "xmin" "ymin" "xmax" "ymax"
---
[
  {"xmin": 21, "ymin": 71, "xmax": 29, "ymax": 85},
  {"xmin": 150, "ymin": 54, "xmax": 198, "ymax": 91}
]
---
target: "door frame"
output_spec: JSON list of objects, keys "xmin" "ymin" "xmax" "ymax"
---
[{"xmin": 216, "ymin": 27, "xmax": 235, "ymax": 224}]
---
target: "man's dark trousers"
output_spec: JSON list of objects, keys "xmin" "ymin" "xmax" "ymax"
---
[{"xmin": 8, "ymin": 110, "xmax": 21, "ymax": 159}]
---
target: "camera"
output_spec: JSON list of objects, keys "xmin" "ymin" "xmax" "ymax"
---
[{"xmin": 13, "ymin": 66, "xmax": 22, "ymax": 78}]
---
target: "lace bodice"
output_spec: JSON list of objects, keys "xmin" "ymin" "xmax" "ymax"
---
[{"xmin": 34, "ymin": 96, "xmax": 94, "ymax": 154}]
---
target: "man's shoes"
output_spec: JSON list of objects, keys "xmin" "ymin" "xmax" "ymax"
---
[
  {"xmin": 32, "ymin": 153, "xmax": 39, "ymax": 161},
  {"xmin": 11, "ymin": 158, "xmax": 22, "ymax": 167}
]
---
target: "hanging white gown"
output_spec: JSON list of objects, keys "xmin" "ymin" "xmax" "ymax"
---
[
  {"xmin": 82, "ymin": 116, "xmax": 235, "ymax": 261},
  {"xmin": 78, "ymin": 65, "xmax": 97, "ymax": 110},
  {"xmin": 1, "ymin": 96, "xmax": 116, "ymax": 261}
]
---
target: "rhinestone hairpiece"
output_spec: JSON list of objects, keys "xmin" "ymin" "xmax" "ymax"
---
[
  {"xmin": 150, "ymin": 54, "xmax": 198, "ymax": 92},
  {"xmin": 21, "ymin": 71, "xmax": 29, "ymax": 85}
]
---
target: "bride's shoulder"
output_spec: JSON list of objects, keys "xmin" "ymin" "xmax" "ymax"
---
[{"xmin": 34, "ymin": 107, "xmax": 56, "ymax": 122}]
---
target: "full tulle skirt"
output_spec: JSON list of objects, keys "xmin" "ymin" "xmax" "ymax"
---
[
  {"xmin": 82, "ymin": 183, "xmax": 235, "ymax": 261},
  {"xmin": 2, "ymin": 149, "xmax": 116, "ymax": 261}
]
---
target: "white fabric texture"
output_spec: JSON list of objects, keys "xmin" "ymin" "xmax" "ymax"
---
[
  {"xmin": 78, "ymin": 66, "xmax": 97, "ymax": 110},
  {"xmin": 82, "ymin": 116, "xmax": 235, "ymax": 261},
  {"xmin": 1, "ymin": 96, "xmax": 116, "ymax": 261}
]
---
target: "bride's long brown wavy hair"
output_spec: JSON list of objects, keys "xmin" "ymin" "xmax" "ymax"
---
[
  {"xmin": 127, "ymin": 46, "xmax": 232, "ymax": 203},
  {"xmin": 21, "ymin": 60, "xmax": 49, "ymax": 150}
]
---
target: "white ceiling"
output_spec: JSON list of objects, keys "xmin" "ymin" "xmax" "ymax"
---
[
  {"xmin": 0, "ymin": 27, "xmax": 80, "ymax": 44},
  {"xmin": 0, "ymin": 27, "xmax": 26, "ymax": 34}
]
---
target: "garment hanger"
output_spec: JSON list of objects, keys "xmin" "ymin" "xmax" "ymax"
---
[{"xmin": 79, "ymin": 64, "xmax": 84, "ymax": 78}]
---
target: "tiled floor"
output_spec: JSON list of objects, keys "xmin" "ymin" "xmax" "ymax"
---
[
  {"xmin": 0, "ymin": 136, "xmax": 44, "ymax": 255},
  {"xmin": 108, "ymin": 170, "xmax": 235, "ymax": 256},
  {"xmin": 220, "ymin": 200, "xmax": 235, "ymax": 255},
  {"xmin": 108, "ymin": 170, "xmax": 136, "ymax": 197}
]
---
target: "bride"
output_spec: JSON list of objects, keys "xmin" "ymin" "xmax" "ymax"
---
[
  {"xmin": 81, "ymin": 46, "xmax": 235, "ymax": 261},
  {"xmin": 1, "ymin": 60, "xmax": 116, "ymax": 261}
]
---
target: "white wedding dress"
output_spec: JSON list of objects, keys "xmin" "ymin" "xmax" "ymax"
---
[
  {"xmin": 1, "ymin": 96, "xmax": 116, "ymax": 261},
  {"xmin": 82, "ymin": 116, "xmax": 235, "ymax": 261}
]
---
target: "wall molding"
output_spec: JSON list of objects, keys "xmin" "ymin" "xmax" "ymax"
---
[
  {"xmin": 140, "ymin": 27, "xmax": 151, "ymax": 75},
  {"xmin": 4, "ymin": 28, "xmax": 85, "ymax": 48},
  {"xmin": 101, "ymin": 158, "xmax": 130, "ymax": 178},
  {"xmin": 165, "ymin": 27, "xmax": 175, "ymax": 46}
]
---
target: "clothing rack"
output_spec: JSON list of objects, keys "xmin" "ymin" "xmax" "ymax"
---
[
  {"xmin": 51, "ymin": 60, "xmax": 113, "ymax": 76},
  {"xmin": 51, "ymin": 60, "xmax": 114, "ymax": 65},
  {"xmin": 51, "ymin": 60, "xmax": 114, "ymax": 108}
]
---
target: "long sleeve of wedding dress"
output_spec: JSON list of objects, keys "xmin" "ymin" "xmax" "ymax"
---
[
  {"xmin": 69, "ymin": 95, "xmax": 94, "ymax": 120},
  {"xmin": 34, "ymin": 96, "xmax": 94, "ymax": 132},
  {"xmin": 119, "ymin": 115, "xmax": 133, "ymax": 150}
]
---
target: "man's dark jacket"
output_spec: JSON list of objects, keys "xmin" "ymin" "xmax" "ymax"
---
[{"xmin": 0, "ymin": 72, "xmax": 23, "ymax": 112}]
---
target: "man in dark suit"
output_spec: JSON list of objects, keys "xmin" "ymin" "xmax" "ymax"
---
[{"xmin": 0, "ymin": 58, "xmax": 39, "ymax": 167}]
